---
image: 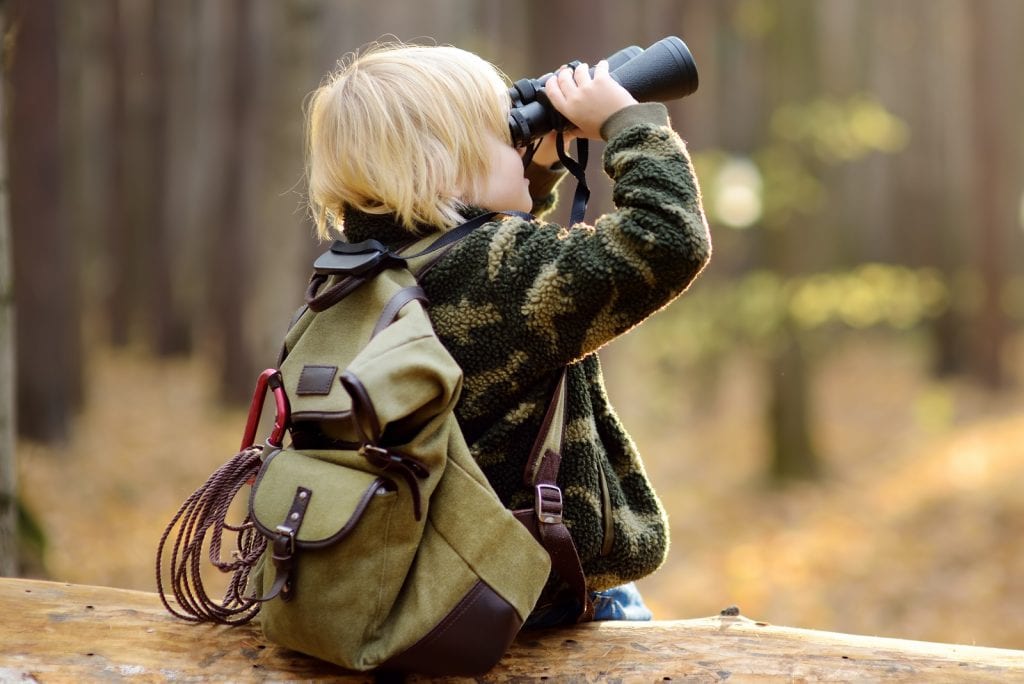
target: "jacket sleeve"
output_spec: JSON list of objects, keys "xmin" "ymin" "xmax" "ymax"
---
[
  {"xmin": 504, "ymin": 104, "xmax": 710, "ymax": 364},
  {"xmin": 424, "ymin": 103, "xmax": 711, "ymax": 379}
]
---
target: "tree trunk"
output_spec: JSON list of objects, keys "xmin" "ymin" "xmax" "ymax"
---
[
  {"xmin": 767, "ymin": 325, "xmax": 819, "ymax": 481},
  {"xmin": 762, "ymin": 1, "xmax": 821, "ymax": 482},
  {"xmin": 967, "ymin": 0, "xmax": 1011, "ymax": 389},
  {"xmin": 523, "ymin": 0, "xmax": 614, "ymax": 227},
  {"xmin": 9, "ymin": 0, "xmax": 79, "ymax": 442},
  {"xmin": 104, "ymin": 0, "xmax": 133, "ymax": 347},
  {"xmin": 209, "ymin": 0, "xmax": 256, "ymax": 405},
  {"xmin": 0, "ymin": 0, "xmax": 17, "ymax": 575},
  {"xmin": 144, "ymin": 0, "xmax": 191, "ymax": 356},
  {"xmin": 160, "ymin": 1, "xmax": 204, "ymax": 359},
  {"xmin": 913, "ymin": 1, "xmax": 971, "ymax": 378},
  {"xmin": 245, "ymin": 0, "xmax": 320, "ymax": 370}
]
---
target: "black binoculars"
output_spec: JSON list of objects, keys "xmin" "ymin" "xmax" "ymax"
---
[{"xmin": 508, "ymin": 36, "xmax": 699, "ymax": 147}]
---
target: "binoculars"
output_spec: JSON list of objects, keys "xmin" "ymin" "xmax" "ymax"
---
[{"xmin": 508, "ymin": 36, "xmax": 699, "ymax": 147}]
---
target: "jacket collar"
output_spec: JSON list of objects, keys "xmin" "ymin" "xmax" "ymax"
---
[{"xmin": 341, "ymin": 205, "xmax": 491, "ymax": 247}]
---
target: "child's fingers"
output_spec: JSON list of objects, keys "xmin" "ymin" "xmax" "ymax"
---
[
  {"xmin": 544, "ymin": 73, "xmax": 566, "ymax": 108},
  {"xmin": 593, "ymin": 59, "xmax": 610, "ymax": 80},
  {"xmin": 558, "ymin": 65, "xmax": 576, "ymax": 91},
  {"xmin": 573, "ymin": 62, "xmax": 591, "ymax": 86}
]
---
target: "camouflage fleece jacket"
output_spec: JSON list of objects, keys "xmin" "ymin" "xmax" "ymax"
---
[{"xmin": 341, "ymin": 103, "xmax": 711, "ymax": 592}]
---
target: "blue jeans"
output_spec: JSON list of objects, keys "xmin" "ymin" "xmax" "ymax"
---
[{"xmin": 523, "ymin": 582, "xmax": 653, "ymax": 629}]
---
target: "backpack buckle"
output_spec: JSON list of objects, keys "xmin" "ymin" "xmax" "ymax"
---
[
  {"xmin": 272, "ymin": 486, "xmax": 311, "ymax": 559},
  {"xmin": 314, "ymin": 239, "xmax": 402, "ymax": 276},
  {"xmin": 274, "ymin": 525, "xmax": 297, "ymax": 557},
  {"xmin": 535, "ymin": 483, "xmax": 563, "ymax": 525}
]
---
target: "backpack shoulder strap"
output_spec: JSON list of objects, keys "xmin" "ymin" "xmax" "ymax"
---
[
  {"xmin": 405, "ymin": 211, "xmax": 499, "ymax": 259},
  {"xmin": 401, "ymin": 211, "xmax": 495, "ymax": 277},
  {"xmin": 403, "ymin": 210, "xmax": 533, "ymax": 277},
  {"xmin": 366, "ymin": 211, "xmax": 507, "ymax": 336},
  {"xmin": 521, "ymin": 370, "xmax": 594, "ymax": 622}
]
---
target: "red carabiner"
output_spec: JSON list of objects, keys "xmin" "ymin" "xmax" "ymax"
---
[{"xmin": 240, "ymin": 369, "xmax": 291, "ymax": 450}]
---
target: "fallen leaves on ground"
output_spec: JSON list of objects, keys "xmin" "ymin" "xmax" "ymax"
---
[{"xmin": 16, "ymin": 332, "xmax": 1024, "ymax": 649}]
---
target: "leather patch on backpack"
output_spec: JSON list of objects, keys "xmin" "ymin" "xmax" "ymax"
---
[{"xmin": 297, "ymin": 365, "xmax": 338, "ymax": 395}]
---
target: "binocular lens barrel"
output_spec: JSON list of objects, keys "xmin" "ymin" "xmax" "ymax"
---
[
  {"xmin": 610, "ymin": 36, "xmax": 698, "ymax": 103},
  {"xmin": 509, "ymin": 45, "xmax": 642, "ymax": 107},
  {"xmin": 508, "ymin": 36, "xmax": 698, "ymax": 147}
]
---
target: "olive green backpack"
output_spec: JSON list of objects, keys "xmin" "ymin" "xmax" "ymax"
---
[{"xmin": 156, "ymin": 213, "xmax": 588, "ymax": 675}]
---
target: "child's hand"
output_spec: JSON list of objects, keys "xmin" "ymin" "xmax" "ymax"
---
[{"xmin": 543, "ymin": 60, "xmax": 638, "ymax": 140}]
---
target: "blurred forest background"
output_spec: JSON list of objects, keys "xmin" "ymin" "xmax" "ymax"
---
[{"xmin": 2, "ymin": 0, "xmax": 1024, "ymax": 650}]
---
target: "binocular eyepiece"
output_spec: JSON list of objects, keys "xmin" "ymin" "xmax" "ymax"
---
[{"xmin": 508, "ymin": 36, "xmax": 699, "ymax": 147}]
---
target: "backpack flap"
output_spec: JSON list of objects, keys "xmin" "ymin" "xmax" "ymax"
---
[
  {"xmin": 280, "ymin": 271, "xmax": 395, "ymax": 426},
  {"xmin": 343, "ymin": 300, "xmax": 462, "ymax": 444},
  {"xmin": 282, "ymin": 269, "xmax": 462, "ymax": 459},
  {"xmin": 249, "ymin": 448, "xmax": 391, "ymax": 547},
  {"xmin": 248, "ymin": 447, "xmax": 396, "ymax": 602}
]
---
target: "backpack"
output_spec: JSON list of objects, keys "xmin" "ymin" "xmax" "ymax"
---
[{"xmin": 156, "ymin": 213, "xmax": 590, "ymax": 675}]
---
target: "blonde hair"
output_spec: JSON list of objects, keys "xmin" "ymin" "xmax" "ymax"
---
[{"xmin": 306, "ymin": 43, "xmax": 512, "ymax": 238}]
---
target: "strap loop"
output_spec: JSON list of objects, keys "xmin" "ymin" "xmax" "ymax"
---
[{"xmin": 555, "ymin": 129, "xmax": 590, "ymax": 226}]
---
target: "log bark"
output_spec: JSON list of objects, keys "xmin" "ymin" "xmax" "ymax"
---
[{"xmin": 1, "ymin": 578, "xmax": 1022, "ymax": 682}]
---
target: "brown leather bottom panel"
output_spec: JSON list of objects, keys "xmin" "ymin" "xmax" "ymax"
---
[{"xmin": 381, "ymin": 580, "xmax": 522, "ymax": 676}]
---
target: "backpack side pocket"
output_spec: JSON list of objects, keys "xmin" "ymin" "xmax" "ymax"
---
[{"xmin": 249, "ymin": 447, "xmax": 424, "ymax": 668}]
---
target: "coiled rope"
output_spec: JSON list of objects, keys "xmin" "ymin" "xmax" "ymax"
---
[{"xmin": 156, "ymin": 446, "xmax": 267, "ymax": 625}]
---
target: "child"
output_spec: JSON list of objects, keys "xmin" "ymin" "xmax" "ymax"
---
[{"xmin": 305, "ymin": 43, "xmax": 711, "ymax": 626}]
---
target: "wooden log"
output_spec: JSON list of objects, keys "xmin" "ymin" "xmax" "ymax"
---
[{"xmin": 1, "ymin": 577, "xmax": 1022, "ymax": 682}]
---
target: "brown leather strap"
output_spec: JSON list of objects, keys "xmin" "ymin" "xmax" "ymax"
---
[
  {"xmin": 338, "ymin": 371, "xmax": 381, "ymax": 443},
  {"xmin": 305, "ymin": 273, "xmax": 368, "ymax": 312},
  {"xmin": 339, "ymin": 370, "xmax": 429, "ymax": 521},
  {"xmin": 512, "ymin": 505, "xmax": 594, "ymax": 622},
  {"xmin": 265, "ymin": 486, "xmax": 312, "ymax": 602},
  {"xmin": 518, "ymin": 370, "xmax": 593, "ymax": 622},
  {"xmin": 372, "ymin": 286, "xmax": 428, "ymax": 338}
]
